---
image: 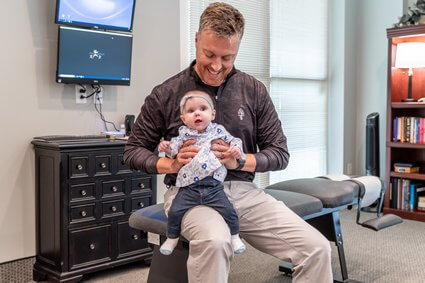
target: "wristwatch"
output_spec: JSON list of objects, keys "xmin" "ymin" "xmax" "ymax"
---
[{"xmin": 235, "ymin": 156, "xmax": 246, "ymax": 170}]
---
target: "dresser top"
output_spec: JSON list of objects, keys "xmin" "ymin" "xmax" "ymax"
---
[{"xmin": 31, "ymin": 135, "xmax": 128, "ymax": 149}]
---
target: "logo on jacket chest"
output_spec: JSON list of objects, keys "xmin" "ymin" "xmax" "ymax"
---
[{"xmin": 237, "ymin": 108, "xmax": 245, "ymax": 120}]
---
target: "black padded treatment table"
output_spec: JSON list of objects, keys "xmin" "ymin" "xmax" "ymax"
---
[{"xmin": 129, "ymin": 177, "xmax": 367, "ymax": 283}]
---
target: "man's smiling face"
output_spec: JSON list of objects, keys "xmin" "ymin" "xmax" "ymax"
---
[{"xmin": 194, "ymin": 29, "xmax": 241, "ymax": 86}]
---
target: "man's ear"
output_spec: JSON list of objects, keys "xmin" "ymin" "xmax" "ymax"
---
[{"xmin": 195, "ymin": 32, "xmax": 199, "ymax": 45}]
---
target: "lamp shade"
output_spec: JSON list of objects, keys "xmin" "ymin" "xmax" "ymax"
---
[{"xmin": 395, "ymin": 42, "xmax": 425, "ymax": 68}]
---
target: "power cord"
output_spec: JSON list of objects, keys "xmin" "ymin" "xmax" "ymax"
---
[
  {"xmin": 92, "ymin": 84, "xmax": 119, "ymax": 131},
  {"xmin": 77, "ymin": 84, "xmax": 97, "ymax": 99}
]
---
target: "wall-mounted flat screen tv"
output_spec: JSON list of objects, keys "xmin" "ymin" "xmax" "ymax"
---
[
  {"xmin": 56, "ymin": 0, "xmax": 136, "ymax": 32},
  {"xmin": 56, "ymin": 26, "xmax": 132, "ymax": 86}
]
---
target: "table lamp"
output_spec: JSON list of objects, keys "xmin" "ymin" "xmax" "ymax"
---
[{"xmin": 395, "ymin": 42, "xmax": 425, "ymax": 102}]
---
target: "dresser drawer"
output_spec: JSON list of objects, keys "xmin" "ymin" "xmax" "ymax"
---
[
  {"xmin": 117, "ymin": 221, "xmax": 149, "ymax": 258},
  {"xmin": 101, "ymin": 199, "xmax": 125, "ymax": 218},
  {"xmin": 101, "ymin": 180, "xmax": 125, "ymax": 198},
  {"xmin": 117, "ymin": 154, "xmax": 132, "ymax": 174},
  {"xmin": 131, "ymin": 196, "xmax": 151, "ymax": 212},
  {"xmin": 69, "ymin": 225, "xmax": 112, "ymax": 270},
  {"xmin": 94, "ymin": 155, "xmax": 112, "ymax": 176},
  {"xmin": 70, "ymin": 204, "xmax": 96, "ymax": 224},
  {"xmin": 131, "ymin": 177, "xmax": 152, "ymax": 194},
  {"xmin": 70, "ymin": 156, "xmax": 89, "ymax": 178},
  {"xmin": 70, "ymin": 183, "xmax": 95, "ymax": 202}
]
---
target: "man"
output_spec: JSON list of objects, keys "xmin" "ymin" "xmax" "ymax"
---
[{"xmin": 124, "ymin": 2, "xmax": 332, "ymax": 283}]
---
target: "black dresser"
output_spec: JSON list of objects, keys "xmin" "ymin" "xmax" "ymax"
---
[{"xmin": 31, "ymin": 136, "xmax": 156, "ymax": 282}]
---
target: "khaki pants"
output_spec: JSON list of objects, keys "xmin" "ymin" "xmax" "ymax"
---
[{"xmin": 164, "ymin": 181, "xmax": 333, "ymax": 283}]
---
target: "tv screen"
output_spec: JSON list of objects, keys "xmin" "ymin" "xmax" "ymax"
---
[
  {"xmin": 56, "ymin": 0, "xmax": 136, "ymax": 31},
  {"xmin": 56, "ymin": 26, "xmax": 132, "ymax": 85}
]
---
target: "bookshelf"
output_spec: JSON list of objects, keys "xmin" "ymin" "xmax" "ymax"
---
[{"xmin": 384, "ymin": 25, "xmax": 425, "ymax": 222}]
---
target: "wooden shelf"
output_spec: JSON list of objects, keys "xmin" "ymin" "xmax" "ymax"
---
[
  {"xmin": 387, "ymin": 25, "xmax": 425, "ymax": 41},
  {"xmin": 383, "ymin": 207, "xmax": 425, "ymax": 222},
  {"xmin": 392, "ymin": 102, "xmax": 425, "ymax": 109},
  {"xmin": 385, "ymin": 26, "xmax": 425, "ymax": 223},
  {"xmin": 387, "ymin": 142, "xmax": 425, "ymax": 149},
  {"xmin": 390, "ymin": 171, "xmax": 425, "ymax": 181}
]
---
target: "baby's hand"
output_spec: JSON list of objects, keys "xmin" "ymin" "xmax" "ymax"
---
[
  {"xmin": 228, "ymin": 147, "xmax": 241, "ymax": 160},
  {"xmin": 158, "ymin": 140, "xmax": 171, "ymax": 152}
]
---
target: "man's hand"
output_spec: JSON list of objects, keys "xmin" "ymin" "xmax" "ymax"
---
[
  {"xmin": 211, "ymin": 139, "xmax": 238, "ymax": 170},
  {"xmin": 174, "ymin": 139, "xmax": 199, "ymax": 167},
  {"xmin": 156, "ymin": 139, "xmax": 199, "ymax": 174}
]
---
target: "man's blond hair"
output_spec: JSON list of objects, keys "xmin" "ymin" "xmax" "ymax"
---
[{"xmin": 199, "ymin": 2, "xmax": 245, "ymax": 38}]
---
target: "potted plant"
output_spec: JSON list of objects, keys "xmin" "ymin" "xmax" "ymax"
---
[{"xmin": 395, "ymin": 0, "xmax": 425, "ymax": 27}]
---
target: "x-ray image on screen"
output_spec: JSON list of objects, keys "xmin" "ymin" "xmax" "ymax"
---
[{"xmin": 56, "ymin": 0, "xmax": 136, "ymax": 31}]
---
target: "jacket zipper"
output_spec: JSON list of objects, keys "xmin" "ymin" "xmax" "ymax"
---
[{"xmin": 215, "ymin": 85, "xmax": 224, "ymax": 124}]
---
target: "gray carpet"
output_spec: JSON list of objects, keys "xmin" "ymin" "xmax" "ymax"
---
[{"xmin": 1, "ymin": 209, "xmax": 424, "ymax": 282}]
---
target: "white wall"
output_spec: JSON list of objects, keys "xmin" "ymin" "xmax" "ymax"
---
[
  {"xmin": 348, "ymin": 0, "xmax": 402, "ymax": 176},
  {"xmin": 328, "ymin": 0, "xmax": 346, "ymax": 174},
  {"xmin": 329, "ymin": 0, "xmax": 403, "ymax": 176},
  {"xmin": 407, "ymin": 0, "xmax": 416, "ymax": 10},
  {"xmin": 0, "ymin": 0, "xmax": 179, "ymax": 263}
]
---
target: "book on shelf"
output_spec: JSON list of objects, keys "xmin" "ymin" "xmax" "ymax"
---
[
  {"xmin": 394, "ymin": 166, "xmax": 420, "ymax": 173},
  {"xmin": 402, "ymin": 180, "xmax": 409, "ymax": 210},
  {"xmin": 418, "ymin": 196, "xmax": 425, "ymax": 211},
  {"xmin": 393, "ymin": 116, "xmax": 425, "ymax": 144},
  {"xmin": 391, "ymin": 178, "xmax": 398, "ymax": 209},
  {"xmin": 409, "ymin": 183, "xmax": 417, "ymax": 211},
  {"xmin": 406, "ymin": 117, "xmax": 410, "ymax": 143},
  {"xmin": 390, "ymin": 178, "xmax": 425, "ymax": 211}
]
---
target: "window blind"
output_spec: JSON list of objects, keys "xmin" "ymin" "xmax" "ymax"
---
[
  {"xmin": 270, "ymin": 0, "xmax": 328, "ymax": 80},
  {"xmin": 270, "ymin": 0, "xmax": 328, "ymax": 181}
]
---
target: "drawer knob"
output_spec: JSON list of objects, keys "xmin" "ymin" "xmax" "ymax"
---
[
  {"xmin": 139, "ymin": 183, "xmax": 145, "ymax": 189},
  {"xmin": 81, "ymin": 190, "xmax": 87, "ymax": 196},
  {"xmin": 132, "ymin": 234, "xmax": 139, "ymax": 240},
  {"xmin": 138, "ymin": 202, "xmax": 145, "ymax": 208},
  {"xmin": 89, "ymin": 243, "xmax": 95, "ymax": 250},
  {"xmin": 77, "ymin": 164, "xmax": 83, "ymax": 170},
  {"xmin": 112, "ymin": 186, "xmax": 118, "ymax": 192},
  {"xmin": 111, "ymin": 206, "xmax": 117, "ymax": 212},
  {"xmin": 80, "ymin": 210, "xmax": 87, "ymax": 217},
  {"xmin": 100, "ymin": 162, "xmax": 107, "ymax": 169}
]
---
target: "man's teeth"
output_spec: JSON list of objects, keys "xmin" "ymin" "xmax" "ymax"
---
[{"xmin": 208, "ymin": 69, "xmax": 220, "ymax": 75}]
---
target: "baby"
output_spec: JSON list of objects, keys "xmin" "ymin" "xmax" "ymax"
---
[{"xmin": 158, "ymin": 90, "xmax": 246, "ymax": 255}]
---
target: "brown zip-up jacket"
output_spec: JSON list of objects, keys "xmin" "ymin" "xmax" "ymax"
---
[{"xmin": 124, "ymin": 61, "xmax": 289, "ymax": 187}]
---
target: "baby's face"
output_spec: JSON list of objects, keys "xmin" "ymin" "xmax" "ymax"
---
[{"xmin": 181, "ymin": 97, "xmax": 215, "ymax": 132}]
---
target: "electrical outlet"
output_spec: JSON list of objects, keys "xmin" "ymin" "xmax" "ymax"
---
[
  {"xmin": 94, "ymin": 86, "xmax": 104, "ymax": 104},
  {"xmin": 75, "ymin": 85, "xmax": 87, "ymax": 104},
  {"xmin": 347, "ymin": 162, "xmax": 353, "ymax": 175}
]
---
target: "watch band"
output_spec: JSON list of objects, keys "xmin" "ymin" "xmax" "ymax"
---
[{"xmin": 235, "ymin": 157, "xmax": 246, "ymax": 170}]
